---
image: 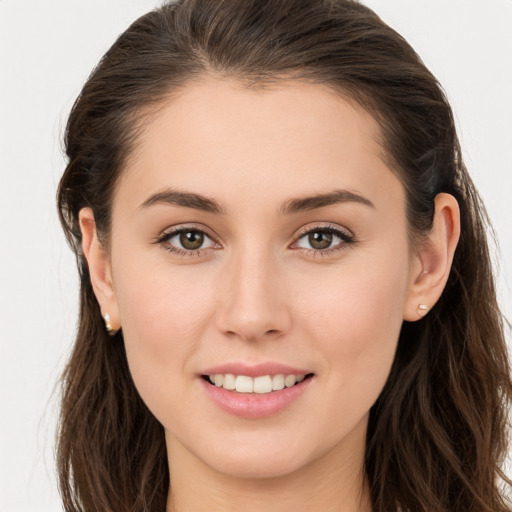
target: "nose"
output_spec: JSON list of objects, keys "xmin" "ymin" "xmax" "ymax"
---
[{"xmin": 215, "ymin": 249, "xmax": 291, "ymax": 342}]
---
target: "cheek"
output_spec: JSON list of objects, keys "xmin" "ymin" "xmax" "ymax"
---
[
  {"xmin": 112, "ymin": 260, "xmax": 216, "ymax": 408},
  {"xmin": 294, "ymin": 247, "xmax": 410, "ymax": 404},
  {"xmin": 116, "ymin": 256, "xmax": 215, "ymax": 336}
]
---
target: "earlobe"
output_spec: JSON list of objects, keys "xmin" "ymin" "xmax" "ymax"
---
[
  {"xmin": 79, "ymin": 208, "xmax": 121, "ymax": 331},
  {"xmin": 403, "ymin": 193, "xmax": 460, "ymax": 321}
]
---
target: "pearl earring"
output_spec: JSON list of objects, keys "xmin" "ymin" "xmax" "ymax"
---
[
  {"xmin": 103, "ymin": 313, "xmax": 117, "ymax": 336},
  {"xmin": 417, "ymin": 304, "xmax": 429, "ymax": 317}
]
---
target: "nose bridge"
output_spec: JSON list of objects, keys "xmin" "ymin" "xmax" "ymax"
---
[{"xmin": 216, "ymin": 242, "xmax": 290, "ymax": 341}]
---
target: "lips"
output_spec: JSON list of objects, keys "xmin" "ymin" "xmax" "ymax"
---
[
  {"xmin": 199, "ymin": 362, "xmax": 315, "ymax": 418},
  {"xmin": 202, "ymin": 362, "xmax": 312, "ymax": 378}
]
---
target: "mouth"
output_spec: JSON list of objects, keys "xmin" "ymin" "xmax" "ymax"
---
[{"xmin": 201, "ymin": 373, "xmax": 315, "ymax": 394}]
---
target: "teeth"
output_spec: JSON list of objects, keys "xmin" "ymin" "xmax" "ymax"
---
[
  {"xmin": 284, "ymin": 374, "xmax": 297, "ymax": 388},
  {"xmin": 272, "ymin": 374, "xmax": 285, "ymax": 391},
  {"xmin": 235, "ymin": 375, "xmax": 253, "ymax": 393},
  {"xmin": 223, "ymin": 373, "xmax": 236, "ymax": 390},
  {"xmin": 207, "ymin": 373, "xmax": 307, "ymax": 394},
  {"xmin": 253, "ymin": 375, "xmax": 272, "ymax": 394}
]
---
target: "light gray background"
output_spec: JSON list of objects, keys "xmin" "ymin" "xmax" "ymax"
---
[{"xmin": 1, "ymin": 1, "xmax": 511, "ymax": 510}]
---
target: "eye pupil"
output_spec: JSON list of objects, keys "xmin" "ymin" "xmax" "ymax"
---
[
  {"xmin": 309, "ymin": 231, "xmax": 333, "ymax": 250},
  {"xmin": 180, "ymin": 230, "xmax": 204, "ymax": 250}
]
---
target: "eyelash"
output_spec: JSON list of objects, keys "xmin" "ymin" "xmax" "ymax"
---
[
  {"xmin": 292, "ymin": 224, "xmax": 356, "ymax": 257},
  {"xmin": 154, "ymin": 223, "xmax": 356, "ymax": 258},
  {"xmin": 153, "ymin": 225, "xmax": 220, "ymax": 258}
]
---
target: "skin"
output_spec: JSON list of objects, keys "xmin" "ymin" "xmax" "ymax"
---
[{"xmin": 80, "ymin": 78, "xmax": 460, "ymax": 512}]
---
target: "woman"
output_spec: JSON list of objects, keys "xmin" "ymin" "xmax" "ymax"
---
[{"xmin": 56, "ymin": 0, "xmax": 512, "ymax": 510}]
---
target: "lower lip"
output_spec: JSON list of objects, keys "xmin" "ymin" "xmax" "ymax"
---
[{"xmin": 200, "ymin": 377, "xmax": 314, "ymax": 419}]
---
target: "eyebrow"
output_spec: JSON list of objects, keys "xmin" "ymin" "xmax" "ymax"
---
[
  {"xmin": 139, "ymin": 189, "xmax": 225, "ymax": 214},
  {"xmin": 139, "ymin": 187, "xmax": 374, "ymax": 215},
  {"xmin": 280, "ymin": 189, "xmax": 375, "ymax": 215}
]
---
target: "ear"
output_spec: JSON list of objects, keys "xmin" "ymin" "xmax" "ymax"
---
[
  {"xmin": 79, "ymin": 207, "xmax": 121, "ymax": 331},
  {"xmin": 403, "ymin": 193, "xmax": 460, "ymax": 321}
]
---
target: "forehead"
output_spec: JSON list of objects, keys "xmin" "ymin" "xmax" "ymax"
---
[{"xmin": 116, "ymin": 77, "xmax": 401, "ymax": 215}]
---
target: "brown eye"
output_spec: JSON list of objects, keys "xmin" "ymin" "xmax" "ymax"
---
[
  {"xmin": 158, "ymin": 227, "xmax": 218, "ymax": 255},
  {"xmin": 180, "ymin": 230, "xmax": 204, "ymax": 250},
  {"xmin": 308, "ymin": 231, "xmax": 333, "ymax": 250},
  {"xmin": 293, "ymin": 225, "xmax": 354, "ymax": 254}
]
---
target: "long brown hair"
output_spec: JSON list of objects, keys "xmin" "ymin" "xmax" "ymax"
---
[{"xmin": 56, "ymin": 0, "xmax": 512, "ymax": 510}]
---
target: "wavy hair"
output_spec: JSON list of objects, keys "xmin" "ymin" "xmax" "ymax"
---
[{"xmin": 56, "ymin": 0, "xmax": 512, "ymax": 510}]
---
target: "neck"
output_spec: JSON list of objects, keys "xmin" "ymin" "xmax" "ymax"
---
[{"xmin": 165, "ymin": 423, "xmax": 372, "ymax": 512}]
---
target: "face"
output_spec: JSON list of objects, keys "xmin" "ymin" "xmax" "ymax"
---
[{"xmin": 106, "ymin": 78, "xmax": 417, "ymax": 479}]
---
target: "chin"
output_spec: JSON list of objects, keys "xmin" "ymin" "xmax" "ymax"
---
[
  {"xmin": 206, "ymin": 449, "xmax": 310, "ymax": 480},
  {"xmin": 185, "ymin": 427, "xmax": 332, "ymax": 481}
]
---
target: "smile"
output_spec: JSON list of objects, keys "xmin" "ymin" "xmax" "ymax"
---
[
  {"xmin": 200, "ymin": 367, "xmax": 315, "ymax": 418},
  {"xmin": 204, "ymin": 373, "xmax": 311, "ymax": 394}
]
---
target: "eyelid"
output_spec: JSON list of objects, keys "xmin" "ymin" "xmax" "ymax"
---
[
  {"xmin": 155, "ymin": 223, "xmax": 218, "ymax": 240},
  {"xmin": 293, "ymin": 222, "xmax": 354, "ymax": 240},
  {"xmin": 290, "ymin": 222, "xmax": 356, "ymax": 254},
  {"xmin": 152, "ymin": 222, "xmax": 355, "ymax": 257},
  {"xmin": 153, "ymin": 223, "xmax": 222, "ymax": 256}
]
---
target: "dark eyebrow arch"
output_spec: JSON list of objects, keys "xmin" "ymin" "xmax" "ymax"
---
[
  {"xmin": 139, "ymin": 188, "xmax": 225, "ymax": 215},
  {"xmin": 280, "ymin": 189, "xmax": 375, "ymax": 215}
]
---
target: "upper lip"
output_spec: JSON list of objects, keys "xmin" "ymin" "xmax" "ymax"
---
[{"xmin": 201, "ymin": 362, "xmax": 313, "ymax": 378}]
